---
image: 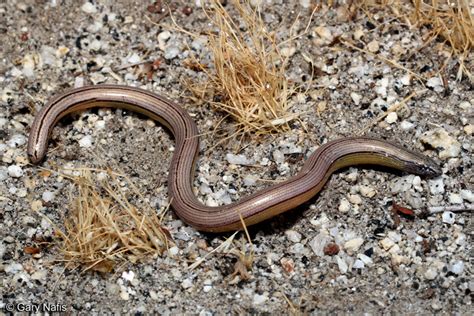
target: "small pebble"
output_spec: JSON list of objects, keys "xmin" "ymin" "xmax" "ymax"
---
[
  {"xmin": 285, "ymin": 230, "xmax": 302, "ymax": 243},
  {"xmin": 7, "ymin": 134, "xmax": 27, "ymax": 148},
  {"xmin": 253, "ymin": 293, "xmax": 268, "ymax": 305},
  {"xmin": 309, "ymin": 232, "xmax": 330, "ymax": 257},
  {"xmin": 8, "ymin": 165, "xmax": 23, "ymax": 178},
  {"xmin": 385, "ymin": 112, "xmax": 398, "ymax": 124},
  {"xmin": 448, "ymin": 193, "xmax": 463, "ymax": 204},
  {"xmin": 348, "ymin": 194, "xmax": 362, "ymax": 205},
  {"xmin": 181, "ymin": 278, "xmax": 193, "ymax": 289},
  {"xmin": 380, "ymin": 238, "xmax": 395, "ymax": 251},
  {"xmin": 350, "ymin": 92, "xmax": 362, "ymax": 105},
  {"xmin": 400, "ymin": 120, "xmax": 414, "ymax": 130},
  {"xmin": 442, "ymin": 211, "xmax": 455, "ymax": 224},
  {"xmin": 79, "ymin": 135, "xmax": 93, "ymax": 148},
  {"xmin": 81, "ymin": 2, "xmax": 97, "ymax": 14},
  {"xmin": 449, "ymin": 260, "xmax": 464, "ymax": 275},
  {"xmin": 424, "ymin": 268, "xmax": 438, "ymax": 280},
  {"xmin": 226, "ymin": 153, "xmax": 254, "ymax": 166},
  {"xmin": 344, "ymin": 238, "xmax": 364, "ymax": 253},
  {"xmin": 338, "ymin": 198, "xmax": 351, "ymax": 212},
  {"xmin": 164, "ymin": 46, "xmax": 180, "ymax": 60},
  {"xmin": 42, "ymin": 191, "xmax": 55, "ymax": 203},
  {"xmin": 420, "ymin": 128, "xmax": 461, "ymax": 159},
  {"xmin": 122, "ymin": 271, "xmax": 135, "ymax": 282},
  {"xmin": 272, "ymin": 149, "xmax": 285, "ymax": 164},
  {"xmin": 367, "ymin": 40, "xmax": 380, "ymax": 53},
  {"xmin": 353, "ymin": 259, "xmax": 365, "ymax": 269},
  {"xmin": 336, "ymin": 256, "xmax": 348, "ymax": 274},
  {"xmin": 460, "ymin": 190, "xmax": 474, "ymax": 203},
  {"xmin": 429, "ymin": 178, "xmax": 445, "ymax": 195}
]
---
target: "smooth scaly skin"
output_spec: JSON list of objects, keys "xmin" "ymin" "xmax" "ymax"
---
[{"xmin": 28, "ymin": 85, "xmax": 441, "ymax": 232}]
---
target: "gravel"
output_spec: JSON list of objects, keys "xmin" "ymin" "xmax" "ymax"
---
[{"xmin": 0, "ymin": 0, "xmax": 471, "ymax": 314}]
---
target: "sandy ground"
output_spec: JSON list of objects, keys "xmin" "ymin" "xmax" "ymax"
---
[{"xmin": 0, "ymin": 0, "xmax": 472, "ymax": 314}]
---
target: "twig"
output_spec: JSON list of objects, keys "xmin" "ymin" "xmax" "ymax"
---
[{"xmin": 427, "ymin": 203, "xmax": 474, "ymax": 214}]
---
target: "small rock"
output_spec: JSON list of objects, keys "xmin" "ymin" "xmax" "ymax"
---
[
  {"xmin": 449, "ymin": 260, "xmax": 464, "ymax": 275},
  {"xmin": 168, "ymin": 246, "xmax": 179, "ymax": 256},
  {"xmin": 360, "ymin": 185, "xmax": 376, "ymax": 198},
  {"xmin": 429, "ymin": 177, "xmax": 445, "ymax": 195},
  {"xmin": 442, "ymin": 211, "xmax": 455, "ymax": 224},
  {"xmin": 164, "ymin": 46, "xmax": 180, "ymax": 60},
  {"xmin": 367, "ymin": 40, "xmax": 380, "ymax": 53},
  {"xmin": 120, "ymin": 291, "xmax": 129, "ymax": 300},
  {"xmin": 181, "ymin": 278, "xmax": 193, "ymax": 289},
  {"xmin": 323, "ymin": 243, "xmax": 340, "ymax": 256},
  {"xmin": 420, "ymin": 128, "xmax": 461, "ymax": 159},
  {"xmin": 458, "ymin": 101, "xmax": 471, "ymax": 110},
  {"xmin": 31, "ymin": 269, "xmax": 47, "ymax": 280},
  {"xmin": 79, "ymin": 135, "xmax": 93, "ymax": 148},
  {"xmin": 42, "ymin": 191, "xmax": 55, "ymax": 203},
  {"xmin": 380, "ymin": 238, "xmax": 395, "ymax": 251},
  {"xmin": 448, "ymin": 193, "xmax": 463, "ymax": 204},
  {"xmin": 8, "ymin": 165, "xmax": 23, "ymax": 178},
  {"xmin": 310, "ymin": 232, "xmax": 330, "ymax": 256},
  {"xmin": 314, "ymin": 26, "xmax": 333, "ymax": 41},
  {"xmin": 285, "ymin": 230, "xmax": 302, "ymax": 243},
  {"xmin": 226, "ymin": 153, "xmax": 254, "ymax": 166},
  {"xmin": 7, "ymin": 134, "xmax": 27, "ymax": 148},
  {"xmin": 121, "ymin": 271, "xmax": 135, "ymax": 282},
  {"xmin": 400, "ymin": 120, "xmax": 414, "ymax": 130},
  {"xmin": 299, "ymin": 0, "xmax": 311, "ymax": 8},
  {"xmin": 424, "ymin": 268, "xmax": 438, "ymax": 280},
  {"xmin": 358, "ymin": 253, "xmax": 373, "ymax": 265},
  {"xmin": 350, "ymin": 92, "xmax": 362, "ymax": 105},
  {"xmin": 460, "ymin": 190, "xmax": 474, "ymax": 203},
  {"xmin": 243, "ymin": 175, "xmax": 257, "ymax": 186},
  {"xmin": 338, "ymin": 198, "xmax": 351, "ymax": 213},
  {"xmin": 272, "ymin": 149, "xmax": 285, "ymax": 164},
  {"xmin": 348, "ymin": 194, "xmax": 362, "ymax": 205},
  {"xmin": 253, "ymin": 293, "xmax": 268, "ymax": 305},
  {"xmin": 344, "ymin": 238, "xmax": 364, "ymax": 253},
  {"xmin": 353, "ymin": 259, "xmax": 365, "ymax": 269},
  {"xmin": 336, "ymin": 256, "xmax": 348, "ymax": 274},
  {"xmin": 426, "ymin": 76, "xmax": 442, "ymax": 89},
  {"xmin": 81, "ymin": 2, "xmax": 97, "ymax": 14},
  {"xmin": 385, "ymin": 112, "xmax": 398, "ymax": 124},
  {"xmin": 5, "ymin": 263, "xmax": 23, "ymax": 274}
]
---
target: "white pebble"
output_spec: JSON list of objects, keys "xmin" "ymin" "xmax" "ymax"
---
[
  {"xmin": 253, "ymin": 293, "xmax": 268, "ymax": 305},
  {"xmin": 338, "ymin": 198, "xmax": 351, "ymax": 213},
  {"xmin": 226, "ymin": 153, "xmax": 254, "ymax": 166},
  {"xmin": 127, "ymin": 53, "xmax": 141, "ymax": 64},
  {"xmin": 121, "ymin": 270, "xmax": 135, "ymax": 282},
  {"xmin": 348, "ymin": 194, "xmax": 362, "ymax": 205},
  {"xmin": 448, "ymin": 193, "xmax": 463, "ymax": 204},
  {"xmin": 353, "ymin": 259, "xmax": 365, "ymax": 269},
  {"xmin": 168, "ymin": 246, "xmax": 179, "ymax": 256},
  {"xmin": 299, "ymin": 0, "xmax": 311, "ymax": 8},
  {"xmin": 81, "ymin": 2, "xmax": 97, "ymax": 14},
  {"xmin": 458, "ymin": 101, "xmax": 471, "ymax": 110},
  {"xmin": 344, "ymin": 237, "xmax": 364, "ymax": 253},
  {"xmin": 400, "ymin": 74, "xmax": 411, "ymax": 86},
  {"xmin": 460, "ymin": 190, "xmax": 474, "ymax": 203},
  {"xmin": 367, "ymin": 40, "xmax": 379, "ymax": 53},
  {"xmin": 360, "ymin": 185, "xmax": 376, "ymax": 198},
  {"xmin": 420, "ymin": 128, "xmax": 461, "ymax": 159},
  {"xmin": 400, "ymin": 120, "xmax": 414, "ymax": 130},
  {"xmin": 120, "ymin": 291, "xmax": 130, "ymax": 300},
  {"xmin": 22, "ymin": 54, "xmax": 35, "ymax": 78},
  {"xmin": 272, "ymin": 149, "xmax": 284, "ymax": 164},
  {"xmin": 336, "ymin": 256, "xmax": 348, "ymax": 274},
  {"xmin": 442, "ymin": 211, "xmax": 455, "ymax": 224},
  {"xmin": 350, "ymin": 92, "xmax": 362, "ymax": 105},
  {"xmin": 424, "ymin": 268, "xmax": 438, "ymax": 280},
  {"xmin": 181, "ymin": 278, "xmax": 193, "ymax": 289},
  {"xmin": 380, "ymin": 237, "xmax": 395, "ymax": 251},
  {"xmin": 429, "ymin": 177, "xmax": 445, "ymax": 195},
  {"xmin": 426, "ymin": 76, "xmax": 442, "ymax": 89},
  {"xmin": 78, "ymin": 135, "xmax": 93, "ymax": 148},
  {"xmin": 449, "ymin": 260, "xmax": 464, "ymax": 275},
  {"xmin": 309, "ymin": 232, "xmax": 330, "ymax": 257},
  {"xmin": 385, "ymin": 112, "xmax": 398, "ymax": 124},
  {"xmin": 0, "ymin": 167, "xmax": 8, "ymax": 181},
  {"xmin": 357, "ymin": 254, "xmax": 373, "ymax": 265},
  {"xmin": 243, "ymin": 175, "xmax": 257, "ymax": 186},
  {"xmin": 5, "ymin": 263, "xmax": 23, "ymax": 274},
  {"xmin": 285, "ymin": 230, "xmax": 302, "ymax": 243},
  {"xmin": 42, "ymin": 191, "xmax": 55, "ymax": 202},
  {"xmin": 8, "ymin": 165, "xmax": 23, "ymax": 178},
  {"xmin": 7, "ymin": 134, "xmax": 27, "ymax": 148},
  {"xmin": 164, "ymin": 46, "xmax": 180, "ymax": 60}
]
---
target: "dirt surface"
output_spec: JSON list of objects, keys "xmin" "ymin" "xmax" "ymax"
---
[{"xmin": 0, "ymin": 0, "xmax": 472, "ymax": 314}]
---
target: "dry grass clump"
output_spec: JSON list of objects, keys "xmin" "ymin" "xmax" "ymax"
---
[
  {"xmin": 54, "ymin": 168, "xmax": 170, "ymax": 273},
  {"xmin": 182, "ymin": 0, "xmax": 306, "ymax": 138},
  {"xmin": 356, "ymin": 0, "xmax": 473, "ymax": 82}
]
